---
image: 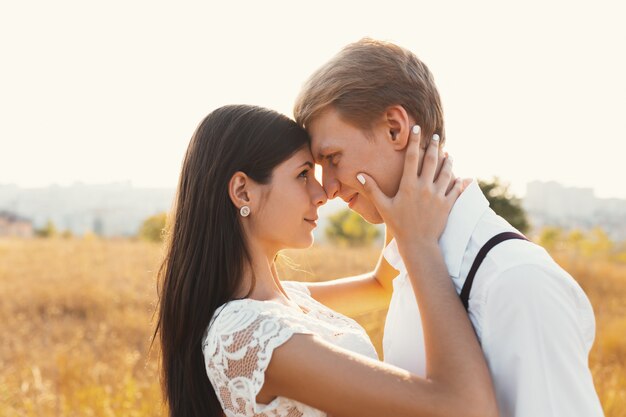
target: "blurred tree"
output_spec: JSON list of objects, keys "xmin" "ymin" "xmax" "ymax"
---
[
  {"xmin": 581, "ymin": 227, "xmax": 614, "ymax": 257},
  {"xmin": 478, "ymin": 177, "xmax": 530, "ymax": 234},
  {"xmin": 537, "ymin": 226, "xmax": 616, "ymax": 258},
  {"xmin": 566, "ymin": 229, "xmax": 585, "ymax": 254},
  {"xmin": 538, "ymin": 226, "xmax": 564, "ymax": 252},
  {"xmin": 325, "ymin": 209, "xmax": 380, "ymax": 247},
  {"xmin": 35, "ymin": 219, "xmax": 58, "ymax": 238},
  {"xmin": 614, "ymin": 241, "xmax": 626, "ymax": 263},
  {"xmin": 139, "ymin": 212, "xmax": 168, "ymax": 243}
]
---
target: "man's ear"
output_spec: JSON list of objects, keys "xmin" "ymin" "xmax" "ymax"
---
[
  {"xmin": 384, "ymin": 105, "xmax": 412, "ymax": 151},
  {"xmin": 228, "ymin": 171, "xmax": 253, "ymax": 210}
]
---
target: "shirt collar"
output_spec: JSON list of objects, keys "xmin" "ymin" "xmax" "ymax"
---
[{"xmin": 382, "ymin": 179, "xmax": 490, "ymax": 278}]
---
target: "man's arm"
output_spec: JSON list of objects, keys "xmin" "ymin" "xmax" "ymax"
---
[
  {"xmin": 304, "ymin": 227, "xmax": 397, "ymax": 317},
  {"xmin": 482, "ymin": 264, "xmax": 604, "ymax": 417}
]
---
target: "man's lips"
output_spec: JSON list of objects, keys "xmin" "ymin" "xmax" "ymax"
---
[{"xmin": 347, "ymin": 193, "xmax": 358, "ymax": 208}]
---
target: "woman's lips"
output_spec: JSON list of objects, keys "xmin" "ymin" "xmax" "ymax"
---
[{"xmin": 304, "ymin": 219, "xmax": 317, "ymax": 227}]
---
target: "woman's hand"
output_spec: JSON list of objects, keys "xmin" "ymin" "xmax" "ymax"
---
[{"xmin": 356, "ymin": 125, "xmax": 465, "ymax": 255}]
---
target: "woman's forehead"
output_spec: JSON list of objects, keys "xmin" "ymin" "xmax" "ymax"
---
[{"xmin": 274, "ymin": 147, "xmax": 313, "ymax": 171}]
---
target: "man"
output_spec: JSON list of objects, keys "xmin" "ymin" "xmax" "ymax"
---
[{"xmin": 293, "ymin": 38, "xmax": 604, "ymax": 417}]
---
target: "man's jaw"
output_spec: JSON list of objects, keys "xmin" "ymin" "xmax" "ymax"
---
[{"xmin": 341, "ymin": 193, "xmax": 384, "ymax": 224}]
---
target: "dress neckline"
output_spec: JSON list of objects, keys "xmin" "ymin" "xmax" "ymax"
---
[{"xmin": 225, "ymin": 295, "xmax": 310, "ymax": 316}]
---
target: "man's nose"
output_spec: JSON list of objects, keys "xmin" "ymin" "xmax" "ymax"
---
[{"xmin": 322, "ymin": 170, "xmax": 340, "ymax": 199}]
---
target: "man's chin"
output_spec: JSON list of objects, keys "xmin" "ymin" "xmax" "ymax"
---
[{"xmin": 352, "ymin": 207, "xmax": 384, "ymax": 225}]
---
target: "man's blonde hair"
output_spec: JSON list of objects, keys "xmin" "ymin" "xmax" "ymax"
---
[{"xmin": 294, "ymin": 38, "xmax": 445, "ymax": 145}]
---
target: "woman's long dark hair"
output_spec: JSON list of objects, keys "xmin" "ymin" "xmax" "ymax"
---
[{"xmin": 152, "ymin": 105, "xmax": 310, "ymax": 416}]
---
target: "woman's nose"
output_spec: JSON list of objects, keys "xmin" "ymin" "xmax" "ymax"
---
[{"xmin": 312, "ymin": 179, "xmax": 328, "ymax": 206}]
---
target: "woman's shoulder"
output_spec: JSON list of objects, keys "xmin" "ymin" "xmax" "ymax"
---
[
  {"xmin": 203, "ymin": 297, "xmax": 312, "ymax": 354},
  {"xmin": 202, "ymin": 298, "xmax": 319, "ymax": 416},
  {"xmin": 281, "ymin": 280, "xmax": 311, "ymax": 296}
]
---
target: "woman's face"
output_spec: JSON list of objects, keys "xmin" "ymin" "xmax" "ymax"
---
[{"xmin": 251, "ymin": 147, "xmax": 327, "ymax": 251}]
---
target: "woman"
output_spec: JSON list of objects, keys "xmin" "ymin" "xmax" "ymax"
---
[{"xmin": 154, "ymin": 105, "xmax": 498, "ymax": 417}]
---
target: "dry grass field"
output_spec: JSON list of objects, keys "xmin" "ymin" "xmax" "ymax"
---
[{"xmin": 0, "ymin": 237, "xmax": 624, "ymax": 416}]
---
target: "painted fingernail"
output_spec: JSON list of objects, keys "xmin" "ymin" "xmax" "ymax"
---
[
  {"xmin": 412, "ymin": 125, "xmax": 421, "ymax": 135},
  {"xmin": 432, "ymin": 134, "xmax": 440, "ymax": 142},
  {"xmin": 357, "ymin": 174, "xmax": 366, "ymax": 185}
]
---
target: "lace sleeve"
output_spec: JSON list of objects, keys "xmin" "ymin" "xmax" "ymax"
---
[{"xmin": 203, "ymin": 302, "xmax": 314, "ymax": 416}]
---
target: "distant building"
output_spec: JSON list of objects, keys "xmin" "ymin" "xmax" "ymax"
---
[
  {"xmin": 0, "ymin": 210, "xmax": 34, "ymax": 238},
  {"xmin": 0, "ymin": 182, "xmax": 176, "ymax": 237},
  {"xmin": 524, "ymin": 181, "xmax": 626, "ymax": 241}
]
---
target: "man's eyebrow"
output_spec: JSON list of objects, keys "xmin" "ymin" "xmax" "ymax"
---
[{"xmin": 316, "ymin": 145, "xmax": 335, "ymax": 161}]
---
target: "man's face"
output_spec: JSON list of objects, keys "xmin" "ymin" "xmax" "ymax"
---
[{"xmin": 308, "ymin": 107, "xmax": 405, "ymax": 224}]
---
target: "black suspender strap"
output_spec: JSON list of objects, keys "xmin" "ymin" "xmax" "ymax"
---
[{"xmin": 460, "ymin": 232, "xmax": 529, "ymax": 311}]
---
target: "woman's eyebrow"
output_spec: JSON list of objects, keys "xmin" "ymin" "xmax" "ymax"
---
[{"xmin": 297, "ymin": 161, "xmax": 314, "ymax": 169}]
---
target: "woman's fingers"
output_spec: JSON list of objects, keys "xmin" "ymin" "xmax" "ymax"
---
[
  {"xmin": 434, "ymin": 149, "xmax": 447, "ymax": 182},
  {"xmin": 400, "ymin": 125, "xmax": 422, "ymax": 187},
  {"xmin": 420, "ymin": 134, "xmax": 440, "ymax": 182},
  {"xmin": 435, "ymin": 154, "xmax": 454, "ymax": 195},
  {"xmin": 446, "ymin": 177, "xmax": 465, "ymax": 208},
  {"xmin": 445, "ymin": 170, "xmax": 457, "ymax": 195}
]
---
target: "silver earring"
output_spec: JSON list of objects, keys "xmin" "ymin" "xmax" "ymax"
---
[{"xmin": 239, "ymin": 206, "xmax": 250, "ymax": 217}]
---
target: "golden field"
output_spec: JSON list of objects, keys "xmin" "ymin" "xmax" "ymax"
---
[{"xmin": 0, "ymin": 237, "xmax": 624, "ymax": 416}]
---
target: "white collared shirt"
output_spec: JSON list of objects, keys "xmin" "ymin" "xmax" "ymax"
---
[{"xmin": 382, "ymin": 180, "xmax": 604, "ymax": 417}]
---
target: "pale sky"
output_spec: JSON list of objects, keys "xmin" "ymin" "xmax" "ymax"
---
[{"xmin": 1, "ymin": 0, "xmax": 625, "ymax": 198}]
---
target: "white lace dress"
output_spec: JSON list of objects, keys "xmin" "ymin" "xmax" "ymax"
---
[{"xmin": 202, "ymin": 280, "xmax": 378, "ymax": 417}]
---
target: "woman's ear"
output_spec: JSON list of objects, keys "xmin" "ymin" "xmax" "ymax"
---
[
  {"xmin": 384, "ymin": 105, "xmax": 411, "ymax": 151},
  {"xmin": 228, "ymin": 171, "xmax": 252, "ymax": 210}
]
